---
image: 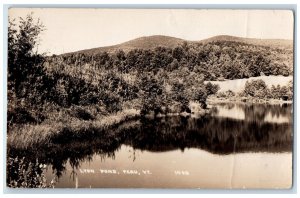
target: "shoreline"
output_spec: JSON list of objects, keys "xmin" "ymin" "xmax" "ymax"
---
[
  {"xmin": 7, "ymin": 97, "xmax": 293, "ymax": 150},
  {"xmin": 207, "ymin": 97, "xmax": 293, "ymax": 105},
  {"xmin": 7, "ymin": 108, "xmax": 140, "ymax": 149}
]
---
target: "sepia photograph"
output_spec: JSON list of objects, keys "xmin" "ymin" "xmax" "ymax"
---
[{"xmin": 6, "ymin": 8, "xmax": 294, "ymax": 189}]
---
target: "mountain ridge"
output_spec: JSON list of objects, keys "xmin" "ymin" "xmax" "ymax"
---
[{"xmin": 62, "ymin": 35, "xmax": 293, "ymax": 56}]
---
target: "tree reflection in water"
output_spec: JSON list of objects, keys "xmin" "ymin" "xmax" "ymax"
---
[{"xmin": 7, "ymin": 103, "xmax": 293, "ymax": 187}]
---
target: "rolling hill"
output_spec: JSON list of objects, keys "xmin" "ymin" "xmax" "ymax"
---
[
  {"xmin": 200, "ymin": 35, "xmax": 293, "ymax": 50},
  {"xmin": 63, "ymin": 35, "xmax": 293, "ymax": 56},
  {"xmin": 67, "ymin": 35, "xmax": 185, "ymax": 55}
]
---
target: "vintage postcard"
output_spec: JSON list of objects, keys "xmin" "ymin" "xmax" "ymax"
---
[{"xmin": 6, "ymin": 8, "xmax": 293, "ymax": 189}]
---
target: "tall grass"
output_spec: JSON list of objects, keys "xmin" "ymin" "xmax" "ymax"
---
[{"xmin": 7, "ymin": 108, "xmax": 140, "ymax": 149}]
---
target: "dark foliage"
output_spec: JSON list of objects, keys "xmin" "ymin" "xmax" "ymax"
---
[
  {"xmin": 7, "ymin": 107, "xmax": 36, "ymax": 124},
  {"xmin": 242, "ymin": 79, "xmax": 293, "ymax": 100},
  {"xmin": 54, "ymin": 40, "xmax": 292, "ymax": 81}
]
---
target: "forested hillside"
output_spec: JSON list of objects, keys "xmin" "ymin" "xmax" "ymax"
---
[
  {"xmin": 52, "ymin": 35, "xmax": 293, "ymax": 81},
  {"xmin": 41, "ymin": 35, "xmax": 293, "ymax": 114},
  {"xmin": 8, "ymin": 15, "xmax": 293, "ymax": 131}
]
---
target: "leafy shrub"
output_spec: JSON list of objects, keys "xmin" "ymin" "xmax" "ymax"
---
[
  {"xmin": 205, "ymin": 82, "xmax": 220, "ymax": 95},
  {"xmin": 70, "ymin": 107, "xmax": 94, "ymax": 120},
  {"xmin": 244, "ymin": 79, "xmax": 268, "ymax": 98},
  {"xmin": 7, "ymin": 108, "xmax": 36, "ymax": 124},
  {"xmin": 242, "ymin": 80, "xmax": 293, "ymax": 100},
  {"xmin": 217, "ymin": 90, "xmax": 235, "ymax": 98},
  {"xmin": 7, "ymin": 157, "xmax": 56, "ymax": 188}
]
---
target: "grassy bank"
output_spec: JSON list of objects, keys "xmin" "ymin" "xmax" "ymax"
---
[
  {"xmin": 7, "ymin": 102, "xmax": 209, "ymax": 150},
  {"xmin": 7, "ymin": 108, "xmax": 140, "ymax": 149}
]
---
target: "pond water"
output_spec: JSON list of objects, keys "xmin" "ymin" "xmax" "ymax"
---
[{"xmin": 7, "ymin": 103, "xmax": 293, "ymax": 189}]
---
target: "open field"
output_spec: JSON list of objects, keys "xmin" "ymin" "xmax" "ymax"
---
[{"xmin": 206, "ymin": 75, "xmax": 293, "ymax": 93}]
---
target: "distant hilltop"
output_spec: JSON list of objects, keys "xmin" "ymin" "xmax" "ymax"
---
[{"xmin": 61, "ymin": 35, "xmax": 293, "ymax": 56}]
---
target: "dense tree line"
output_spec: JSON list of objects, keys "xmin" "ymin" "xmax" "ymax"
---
[
  {"xmin": 51, "ymin": 39, "xmax": 293, "ymax": 81},
  {"xmin": 217, "ymin": 80, "xmax": 293, "ymax": 100},
  {"xmin": 242, "ymin": 79, "xmax": 293, "ymax": 100},
  {"xmin": 46, "ymin": 37, "xmax": 292, "ymax": 113}
]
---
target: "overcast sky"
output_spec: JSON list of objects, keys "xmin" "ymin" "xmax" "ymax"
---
[{"xmin": 9, "ymin": 8, "xmax": 294, "ymax": 55}]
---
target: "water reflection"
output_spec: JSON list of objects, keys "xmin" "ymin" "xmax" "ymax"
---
[
  {"xmin": 211, "ymin": 103, "xmax": 292, "ymax": 123},
  {"xmin": 7, "ymin": 103, "xmax": 293, "ymax": 188}
]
